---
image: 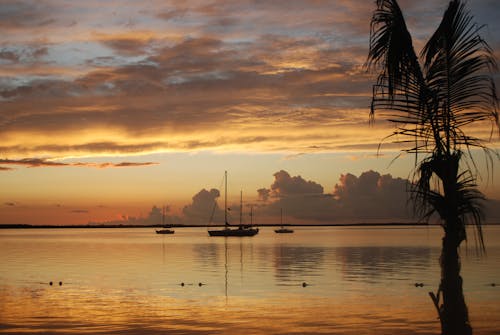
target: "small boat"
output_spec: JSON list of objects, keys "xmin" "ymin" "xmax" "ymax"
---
[
  {"xmin": 208, "ymin": 172, "xmax": 259, "ymax": 237},
  {"xmin": 156, "ymin": 229, "xmax": 174, "ymax": 234},
  {"xmin": 275, "ymin": 208, "xmax": 294, "ymax": 234},
  {"xmin": 156, "ymin": 206, "xmax": 175, "ymax": 234}
]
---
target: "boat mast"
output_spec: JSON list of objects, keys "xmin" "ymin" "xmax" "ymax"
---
[
  {"xmin": 224, "ymin": 171, "xmax": 228, "ymax": 227},
  {"xmin": 162, "ymin": 206, "xmax": 165, "ymax": 226},
  {"xmin": 250, "ymin": 206, "xmax": 253, "ymax": 226},
  {"xmin": 239, "ymin": 190, "xmax": 243, "ymax": 227}
]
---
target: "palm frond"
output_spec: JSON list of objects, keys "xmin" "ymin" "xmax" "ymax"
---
[
  {"xmin": 411, "ymin": 154, "xmax": 486, "ymax": 250},
  {"xmin": 367, "ymin": 0, "xmax": 426, "ymax": 109},
  {"xmin": 421, "ymin": 0, "xmax": 499, "ymax": 152}
]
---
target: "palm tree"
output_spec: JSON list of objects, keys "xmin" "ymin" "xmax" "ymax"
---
[{"xmin": 366, "ymin": 0, "xmax": 498, "ymax": 334}]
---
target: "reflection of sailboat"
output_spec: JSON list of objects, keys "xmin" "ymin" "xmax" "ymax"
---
[
  {"xmin": 208, "ymin": 171, "xmax": 259, "ymax": 237},
  {"xmin": 275, "ymin": 208, "xmax": 294, "ymax": 234},
  {"xmin": 156, "ymin": 206, "xmax": 175, "ymax": 234}
]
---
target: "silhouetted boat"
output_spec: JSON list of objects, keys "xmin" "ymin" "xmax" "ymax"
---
[
  {"xmin": 156, "ymin": 206, "xmax": 174, "ymax": 234},
  {"xmin": 208, "ymin": 172, "xmax": 259, "ymax": 237},
  {"xmin": 156, "ymin": 229, "xmax": 174, "ymax": 234},
  {"xmin": 275, "ymin": 208, "xmax": 293, "ymax": 234}
]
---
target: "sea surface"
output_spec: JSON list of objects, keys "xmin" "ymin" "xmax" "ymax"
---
[{"xmin": 0, "ymin": 226, "xmax": 499, "ymax": 334}]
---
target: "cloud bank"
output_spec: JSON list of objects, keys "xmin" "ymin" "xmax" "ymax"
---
[
  {"xmin": 87, "ymin": 169, "xmax": 500, "ymax": 226},
  {"xmin": 2, "ymin": 1, "xmax": 497, "ymax": 161}
]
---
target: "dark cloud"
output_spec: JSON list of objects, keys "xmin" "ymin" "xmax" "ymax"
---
[
  {"xmin": 257, "ymin": 170, "xmax": 412, "ymax": 223},
  {"xmin": 99, "ymin": 36, "xmax": 152, "ymax": 56},
  {"xmin": 182, "ymin": 188, "xmax": 222, "ymax": 224},
  {"xmin": 257, "ymin": 188, "xmax": 270, "ymax": 202},
  {"xmin": 0, "ymin": 50, "xmax": 20, "ymax": 62},
  {"xmin": 270, "ymin": 170, "xmax": 324, "ymax": 197},
  {"xmin": 0, "ymin": 158, "xmax": 158, "ymax": 169},
  {"xmin": 0, "ymin": 1, "xmax": 497, "ymax": 159},
  {"xmin": 332, "ymin": 170, "xmax": 411, "ymax": 221},
  {"xmin": 0, "ymin": 158, "xmax": 67, "ymax": 167},
  {"xmin": 156, "ymin": 8, "xmax": 188, "ymax": 21},
  {"xmin": 0, "ymin": 1, "xmax": 56, "ymax": 29}
]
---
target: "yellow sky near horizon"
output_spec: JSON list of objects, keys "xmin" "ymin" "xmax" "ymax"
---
[{"xmin": 1, "ymin": 0, "xmax": 499, "ymax": 225}]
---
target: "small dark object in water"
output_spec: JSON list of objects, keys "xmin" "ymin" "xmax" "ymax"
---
[
  {"xmin": 198, "ymin": 282, "xmax": 203, "ymax": 287},
  {"xmin": 181, "ymin": 282, "xmax": 185, "ymax": 286},
  {"xmin": 302, "ymin": 282, "xmax": 307, "ymax": 287},
  {"xmin": 59, "ymin": 281, "xmax": 62, "ymax": 286},
  {"xmin": 491, "ymin": 283, "xmax": 496, "ymax": 287},
  {"xmin": 414, "ymin": 282, "xmax": 424, "ymax": 287},
  {"xmin": 49, "ymin": 281, "xmax": 53, "ymax": 286}
]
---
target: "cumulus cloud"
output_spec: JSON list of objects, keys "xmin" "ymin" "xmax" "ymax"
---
[
  {"xmin": 182, "ymin": 188, "xmax": 222, "ymax": 224},
  {"xmin": 257, "ymin": 170, "xmax": 412, "ymax": 223},
  {"xmin": 270, "ymin": 170, "xmax": 324, "ymax": 197},
  {"xmin": 332, "ymin": 170, "xmax": 411, "ymax": 221},
  {"xmin": 257, "ymin": 188, "xmax": 270, "ymax": 202},
  {"xmin": 88, "ymin": 169, "xmax": 500, "ymax": 226}
]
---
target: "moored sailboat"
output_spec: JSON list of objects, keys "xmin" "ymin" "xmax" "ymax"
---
[
  {"xmin": 275, "ymin": 208, "xmax": 293, "ymax": 234},
  {"xmin": 208, "ymin": 171, "xmax": 259, "ymax": 237},
  {"xmin": 156, "ymin": 206, "xmax": 174, "ymax": 234}
]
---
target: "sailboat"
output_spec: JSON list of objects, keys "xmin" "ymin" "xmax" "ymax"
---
[
  {"xmin": 208, "ymin": 171, "xmax": 259, "ymax": 237},
  {"xmin": 275, "ymin": 208, "xmax": 294, "ymax": 234},
  {"xmin": 156, "ymin": 206, "xmax": 175, "ymax": 234}
]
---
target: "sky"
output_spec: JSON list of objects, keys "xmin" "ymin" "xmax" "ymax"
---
[{"xmin": 1, "ymin": 0, "xmax": 499, "ymax": 226}]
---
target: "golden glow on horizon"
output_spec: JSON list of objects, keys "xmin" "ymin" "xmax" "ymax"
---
[{"xmin": 1, "ymin": 0, "xmax": 499, "ymax": 225}]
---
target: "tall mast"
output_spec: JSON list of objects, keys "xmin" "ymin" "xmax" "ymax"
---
[
  {"xmin": 162, "ymin": 206, "xmax": 165, "ymax": 226},
  {"xmin": 239, "ymin": 190, "xmax": 243, "ymax": 226},
  {"xmin": 250, "ymin": 206, "xmax": 253, "ymax": 226},
  {"xmin": 224, "ymin": 171, "xmax": 228, "ymax": 226}
]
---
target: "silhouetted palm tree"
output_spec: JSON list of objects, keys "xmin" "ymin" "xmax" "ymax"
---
[{"xmin": 366, "ymin": 0, "xmax": 498, "ymax": 334}]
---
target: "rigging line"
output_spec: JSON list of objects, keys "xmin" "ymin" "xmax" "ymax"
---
[{"xmin": 208, "ymin": 172, "xmax": 227, "ymax": 225}]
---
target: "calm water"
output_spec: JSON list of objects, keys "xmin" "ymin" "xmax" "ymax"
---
[{"xmin": 1, "ymin": 226, "xmax": 499, "ymax": 334}]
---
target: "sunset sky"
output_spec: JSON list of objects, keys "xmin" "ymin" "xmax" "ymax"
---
[{"xmin": 1, "ymin": 0, "xmax": 499, "ymax": 225}]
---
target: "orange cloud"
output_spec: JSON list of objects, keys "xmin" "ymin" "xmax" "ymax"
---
[{"xmin": 0, "ymin": 158, "xmax": 158, "ymax": 170}]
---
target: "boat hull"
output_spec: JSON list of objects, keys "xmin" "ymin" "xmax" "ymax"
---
[
  {"xmin": 275, "ymin": 228, "xmax": 294, "ymax": 234},
  {"xmin": 156, "ymin": 229, "xmax": 175, "ymax": 234},
  {"xmin": 208, "ymin": 227, "xmax": 259, "ymax": 237}
]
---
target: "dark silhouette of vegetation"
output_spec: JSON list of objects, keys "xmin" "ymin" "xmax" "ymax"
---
[{"xmin": 366, "ymin": 0, "xmax": 498, "ymax": 334}]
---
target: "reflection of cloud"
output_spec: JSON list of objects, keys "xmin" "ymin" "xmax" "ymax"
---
[
  {"xmin": 274, "ymin": 246, "xmax": 325, "ymax": 284},
  {"xmin": 71, "ymin": 209, "xmax": 89, "ymax": 214},
  {"xmin": 335, "ymin": 247, "xmax": 433, "ymax": 283},
  {"xmin": 4, "ymin": 202, "xmax": 16, "ymax": 206}
]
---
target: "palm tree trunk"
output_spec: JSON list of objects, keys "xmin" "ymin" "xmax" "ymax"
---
[
  {"xmin": 437, "ymin": 154, "xmax": 472, "ymax": 335},
  {"xmin": 426, "ymin": 154, "xmax": 472, "ymax": 334},
  {"xmin": 440, "ymin": 229, "xmax": 472, "ymax": 335}
]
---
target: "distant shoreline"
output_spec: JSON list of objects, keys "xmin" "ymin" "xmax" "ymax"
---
[{"xmin": 1, "ymin": 222, "xmax": 498, "ymax": 229}]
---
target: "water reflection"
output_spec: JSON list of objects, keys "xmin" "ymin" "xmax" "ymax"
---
[
  {"xmin": 273, "ymin": 245, "xmax": 325, "ymax": 285},
  {"xmin": 3, "ymin": 228, "xmax": 498, "ymax": 334},
  {"xmin": 335, "ymin": 246, "xmax": 433, "ymax": 283},
  {"xmin": 193, "ymin": 243, "xmax": 220, "ymax": 269}
]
